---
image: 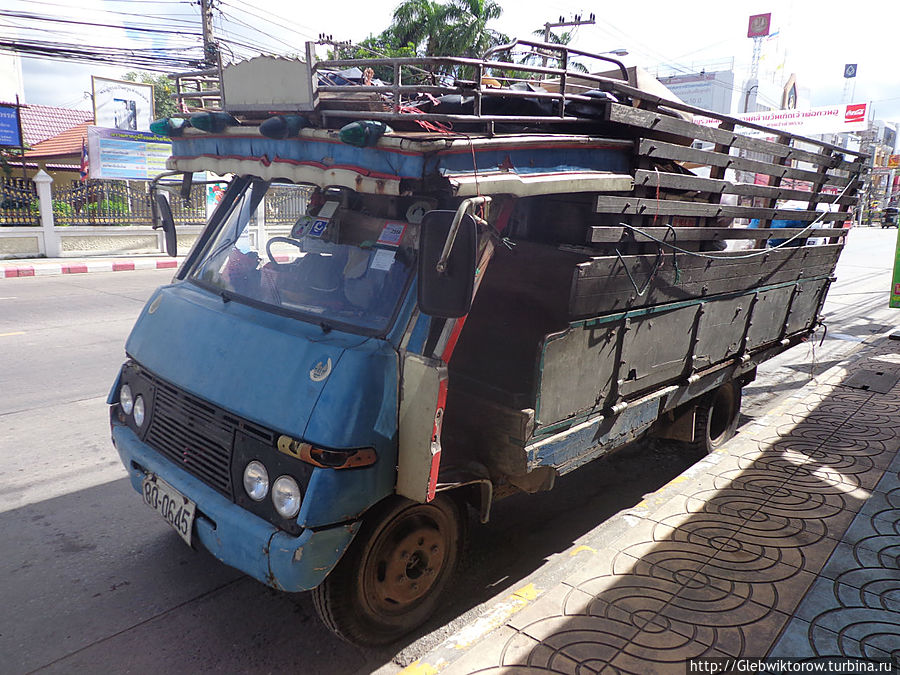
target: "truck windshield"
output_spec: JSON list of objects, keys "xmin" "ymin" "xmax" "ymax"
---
[{"xmin": 187, "ymin": 179, "xmax": 416, "ymax": 335}]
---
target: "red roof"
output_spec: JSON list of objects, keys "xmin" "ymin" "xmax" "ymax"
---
[
  {"xmin": 0, "ymin": 102, "xmax": 93, "ymax": 146},
  {"xmin": 25, "ymin": 120, "xmax": 91, "ymax": 159}
]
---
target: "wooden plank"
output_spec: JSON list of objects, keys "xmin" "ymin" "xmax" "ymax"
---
[
  {"xmin": 637, "ymin": 139, "xmax": 853, "ymax": 187},
  {"xmin": 569, "ymin": 247, "xmax": 842, "ymax": 318},
  {"xmin": 588, "ymin": 226, "xmax": 848, "ymax": 244},
  {"xmin": 632, "ymin": 170, "xmax": 859, "ymax": 206},
  {"xmin": 574, "ymin": 248, "xmax": 840, "ymax": 297},
  {"xmin": 594, "ymin": 196, "xmax": 851, "ymax": 222},
  {"xmin": 607, "ymin": 104, "xmax": 860, "ymax": 170}
]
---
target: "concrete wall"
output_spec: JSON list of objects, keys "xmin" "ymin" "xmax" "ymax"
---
[{"xmin": 0, "ymin": 225, "xmax": 203, "ymax": 259}]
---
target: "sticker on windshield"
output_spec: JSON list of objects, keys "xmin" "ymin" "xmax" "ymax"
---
[
  {"xmin": 377, "ymin": 222, "xmax": 407, "ymax": 246},
  {"xmin": 309, "ymin": 219, "xmax": 329, "ymax": 238},
  {"xmin": 371, "ymin": 248, "xmax": 395, "ymax": 271}
]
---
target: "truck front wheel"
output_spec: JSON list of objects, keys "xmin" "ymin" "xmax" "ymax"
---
[
  {"xmin": 688, "ymin": 381, "xmax": 742, "ymax": 454},
  {"xmin": 312, "ymin": 494, "xmax": 465, "ymax": 646}
]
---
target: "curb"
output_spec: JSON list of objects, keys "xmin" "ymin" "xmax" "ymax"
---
[{"xmin": 1, "ymin": 258, "xmax": 182, "ymax": 279}]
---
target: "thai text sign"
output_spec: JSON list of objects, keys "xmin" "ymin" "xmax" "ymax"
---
[
  {"xmin": 86, "ymin": 126, "xmax": 171, "ymax": 180},
  {"xmin": 0, "ymin": 104, "xmax": 21, "ymax": 146},
  {"xmin": 694, "ymin": 103, "xmax": 869, "ymax": 138},
  {"xmin": 92, "ymin": 76, "xmax": 154, "ymax": 132}
]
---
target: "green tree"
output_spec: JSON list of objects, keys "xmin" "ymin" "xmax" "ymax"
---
[
  {"xmin": 443, "ymin": 0, "xmax": 503, "ymax": 58},
  {"xmin": 382, "ymin": 0, "xmax": 505, "ymax": 79},
  {"xmin": 122, "ymin": 72, "xmax": 178, "ymax": 119}
]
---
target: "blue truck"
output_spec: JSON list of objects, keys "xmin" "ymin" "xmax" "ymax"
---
[{"xmin": 109, "ymin": 40, "xmax": 864, "ymax": 644}]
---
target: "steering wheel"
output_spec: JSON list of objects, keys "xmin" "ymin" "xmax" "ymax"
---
[{"xmin": 265, "ymin": 236, "xmax": 304, "ymax": 267}]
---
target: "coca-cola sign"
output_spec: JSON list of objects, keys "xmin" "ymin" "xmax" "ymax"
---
[{"xmin": 845, "ymin": 103, "xmax": 867, "ymax": 123}]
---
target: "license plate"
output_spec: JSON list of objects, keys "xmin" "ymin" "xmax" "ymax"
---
[{"xmin": 142, "ymin": 474, "xmax": 196, "ymax": 546}]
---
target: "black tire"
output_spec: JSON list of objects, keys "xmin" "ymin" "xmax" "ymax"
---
[
  {"xmin": 312, "ymin": 493, "xmax": 466, "ymax": 646},
  {"xmin": 686, "ymin": 381, "xmax": 742, "ymax": 455}
]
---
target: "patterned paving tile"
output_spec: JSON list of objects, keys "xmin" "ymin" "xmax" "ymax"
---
[
  {"xmin": 769, "ymin": 617, "xmax": 894, "ymax": 661},
  {"xmin": 432, "ymin": 342, "xmax": 900, "ymax": 674}
]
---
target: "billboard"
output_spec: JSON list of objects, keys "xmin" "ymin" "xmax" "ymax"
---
[
  {"xmin": 660, "ymin": 71, "xmax": 735, "ymax": 115},
  {"xmin": 92, "ymin": 77, "xmax": 154, "ymax": 132},
  {"xmin": 86, "ymin": 126, "xmax": 171, "ymax": 180},
  {"xmin": 694, "ymin": 102, "xmax": 870, "ymax": 138},
  {"xmin": 0, "ymin": 104, "xmax": 21, "ymax": 146}
]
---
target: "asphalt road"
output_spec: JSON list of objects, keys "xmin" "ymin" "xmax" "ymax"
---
[{"xmin": 0, "ymin": 228, "xmax": 896, "ymax": 674}]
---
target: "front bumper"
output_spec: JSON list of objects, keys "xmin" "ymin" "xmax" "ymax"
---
[{"xmin": 111, "ymin": 417, "xmax": 359, "ymax": 591}]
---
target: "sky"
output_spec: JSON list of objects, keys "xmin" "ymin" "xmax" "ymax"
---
[{"xmin": 6, "ymin": 0, "xmax": 900, "ymax": 125}]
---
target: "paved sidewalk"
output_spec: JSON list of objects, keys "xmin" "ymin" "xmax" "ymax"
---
[
  {"xmin": 0, "ymin": 255, "xmax": 184, "ymax": 278},
  {"xmin": 405, "ymin": 336, "xmax": 900, "ymax": 673}
]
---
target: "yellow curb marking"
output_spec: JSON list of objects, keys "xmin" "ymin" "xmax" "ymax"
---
[
  {"xmin": 0, "ymin": 331, "xmax": 25, "ymax": 337},
  {"xmin": 399, "ymin": 661, "xmax": 440, "ymax": 675}
]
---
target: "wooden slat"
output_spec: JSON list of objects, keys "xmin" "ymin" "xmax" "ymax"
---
[
  {"xmin": 594, "ymin": 196, "xmax": 851, "ymax": 222},
  {"xmin": 588, "ymin": 226, "xmax": 848, "ymax": 244},
  {"xmin": 569, "ymin": 245, "xmax": 842, "ymax": 318},
  {"xmin": 632, "ymin": 170, "xmax": 859, "ymax": 206},
  {"xmin": 607, "ymin": 104, "xmax": 860, "ymax": 170},
  {"xmin": 638, "ymin": 139, "xmax": 853, "ymax": 187}
]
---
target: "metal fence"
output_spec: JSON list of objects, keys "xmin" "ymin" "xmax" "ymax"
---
[
  {"xmin": 50, "ymin": 180, "xmax": 206, "ymax": 226},
  {"xmin": 265, "ymin": 184, "xmax": 311, "ymax": 226},
  {"xmin": 0, "ymin": 178, "xmax": 38, "ymax": 226},
  {"xmin": 2, "ymin": 178, "xmax": 309, "ymax": 228}
]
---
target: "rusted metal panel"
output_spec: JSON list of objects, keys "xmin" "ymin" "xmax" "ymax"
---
[
  {"xmin": 616, "ymin": 305, "xmax": 701, "ymax": 399},
  {"xmin": 692, "ymin": 296, "xmax": 752, "ymax": 370},
  {"xmin": 784, "ymin": 278, "xmax": 831, "ymax": 335},
  {"xmin": 745, "ymin": 285, "xmax": 795, "ymax": 350},
  {"xmin": 535, "ymin": 320, "xmax": 623, "ymax": 426}
]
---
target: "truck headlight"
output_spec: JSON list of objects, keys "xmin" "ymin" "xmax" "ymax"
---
[
  {"xmin": 120, "ymin": 384, "xmax": 134, "ymax": 415},
  {"xmin": 272, "ymin": 476, "xmax": 302, "ymax": 518},
  {"xmin": 133, "ymin": 395, "xmax": 146, "ymax": 427},
  {"xmin": 243, "ymin": 461, "xmax": 269, "ymax": 501}
]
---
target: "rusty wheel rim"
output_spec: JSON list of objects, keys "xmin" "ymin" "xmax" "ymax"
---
[{"xmin": 362, "ymin": 506, "xmax": 453, "ymax": 617}]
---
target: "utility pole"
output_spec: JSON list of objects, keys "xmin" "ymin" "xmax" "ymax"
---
[
  {"xmin": 200, "ymin": 0, "xmax": 218, "ymax": 66},
  {"xmin": 317, "ymin": 35, "xmax": 353, "ymax": 61},
  {"xmin": 540, "ymin": 13, "xmax": 595, "ymax": 69}
]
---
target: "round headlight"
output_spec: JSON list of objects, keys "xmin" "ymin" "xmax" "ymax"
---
[
  {"xmin": 243, "ymin": 461, "xmax": 269, "ymax": 501},
  {"xmin": 272, "ymin": 476, "xmax": 302, "ymax": 518},
  {"xmin": 119, "ymin": 384, "xmax": 134, "ymax": 415},
  {"xmin": 133, "ymin": 395, "xmax": 146, "ymax": 427}
]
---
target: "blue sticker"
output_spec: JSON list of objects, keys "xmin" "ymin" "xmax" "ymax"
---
[{"xmin": 309, "ymin": 219, "xmax": 328, "ymax": 238}]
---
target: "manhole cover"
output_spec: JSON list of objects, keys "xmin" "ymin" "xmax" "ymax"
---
[{"xmin": 840, "ymin": 369, "xmax": 900, "ymax": 394}]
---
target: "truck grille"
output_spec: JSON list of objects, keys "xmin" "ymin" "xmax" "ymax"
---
[{"xmin": 143, "ymin": 374, "xmax": 275, "ymax": 499}]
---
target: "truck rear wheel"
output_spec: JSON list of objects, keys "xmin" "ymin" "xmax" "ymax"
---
[
  {"xmin": 312, "ymin": 494, "xmax": 465, "ymax": 646},
  {"xmin": 688, "ymin": 381, "xmax": 742, "ymax": 454}
]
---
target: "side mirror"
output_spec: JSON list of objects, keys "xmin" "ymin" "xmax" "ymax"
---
[
  {"xmin": 417, "ymin": 210, "xmax": 477, "ymax": 318},
  {"xmin": 151, "ymin": 191, "xmax": 178, "ymax": 257}
]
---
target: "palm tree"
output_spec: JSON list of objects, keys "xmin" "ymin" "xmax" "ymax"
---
[
  {"xmin": 388, "ymin": 0, "xmax": 503, "ymax": 59},
  {"xmin": 388, "ymin": 0, "xmax": 454, "ymax": 58},
  {"xmin": 443, "ymin": 0, "xmax": 504, "ymax": 58}
]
